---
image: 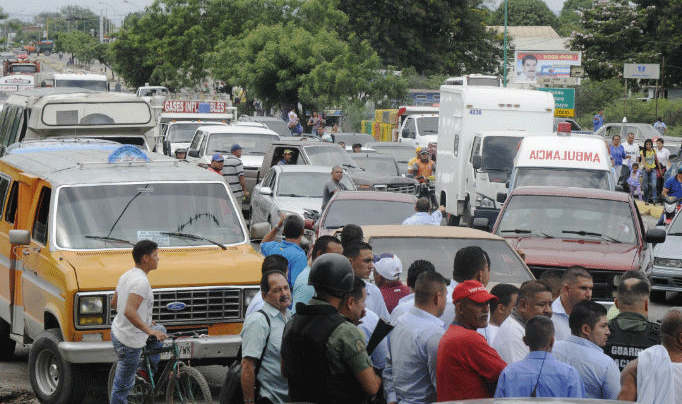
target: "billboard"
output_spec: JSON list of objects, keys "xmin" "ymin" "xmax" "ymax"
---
[
  {"xmin": 623, "ymin": 64, "xmax": 660, "ymax": 80},
  {"xmin": 514, "ymin": 51, "xmax": 582, "ymax": 84}
]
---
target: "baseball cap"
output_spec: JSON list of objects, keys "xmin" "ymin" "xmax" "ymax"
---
[
  {"xmin": 283, "ymin": 149, "xmax": 293, "ymax": 154},
  {"xmin": 211, "ymin": 153, "xmax": 224, "ymax": 162},
  {"xmin": 452, "ymin": 280, "xmax": 497, "ymax": 303},
  {"xmin": 231, "ymin": 144, "xmax": 242, "ymax": 152},
  {"xmin": 374, "ymin": 254, "xmax": 402, "ymax": 280}
]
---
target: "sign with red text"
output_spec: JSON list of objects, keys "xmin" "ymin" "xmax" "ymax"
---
[
  {"xmin": 514, "ymin": 51, "xmax": 582, "ymax": 84},
  {"xmin": 163, "ymin": 100, "xmax": 226, "ymax": 114}
]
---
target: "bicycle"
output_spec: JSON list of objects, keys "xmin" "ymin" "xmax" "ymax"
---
[
  {"xmin": 416, "ymin": 175, "xmax": 438, "ymax": 210},
  {"xmin": 107, "ymin": 332, "xmax": 212, "ymax": 404}
]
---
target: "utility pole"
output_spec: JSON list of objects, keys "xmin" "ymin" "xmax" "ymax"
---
[{"xmin": 503, "ymin": 0, "xmax": 508, "ymax": 87}]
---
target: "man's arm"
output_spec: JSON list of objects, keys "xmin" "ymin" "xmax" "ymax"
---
[
  {"xmin": 124, "ymin": 293, "xmax": 166, "ymax": 340},
  {"xmin": 240, "ymin": 357, "xmax": 258, "ymax": 404},
  {"xmin": 603, "ymin": 360, "xmax": 622, "ymax": 400},
  {"xmin": 382, "ymin": 337, "xmax": 396, "ymax": 404},
  {"xmin": 355, "ymin": 367, "xmax": 382, "ymax": 396},
  {"xmin": 262, "ymin": 214, "xmax": 286, "ymax": 243},
  {"xmin": 111, "ymin": 291, "xmax": 117, "ymax": 308},
  {"xmin": 239, "ymin": 174, "xmax": 249, "ymax": 197},
  {"xmin": 617, "ymin": 359, "xmax": 638, "ymax": 401}
]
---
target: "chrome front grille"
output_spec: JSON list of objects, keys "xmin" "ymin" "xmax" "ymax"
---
[
  {"xmin": 386, "ymin": 184, "xmax": 416, "ymax": 194},
  {"xmin": 110, "ymin": 287, "xmax": 242, "ymax": 326}
]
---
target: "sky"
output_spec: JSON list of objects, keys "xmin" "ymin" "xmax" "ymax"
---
[
  {"xmin": 4, "ymin": 0, "xmax": 155, "ymax": 23},
  {"xmin": 487, "ymin": 0, "xmax": 567, "ymax": 14}
]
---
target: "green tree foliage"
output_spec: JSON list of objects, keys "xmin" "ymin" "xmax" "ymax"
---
[
  {"xmin": 570, "ymin": 1, "xmax": 655, "ymax": 81},
  {"xmin": 488, "ymin": 0, "xmax": 559, "ymax": 29},
  {"xmin": 656, "ymin": 0, "xmax": 682, "ymax": 86},
  {"xmin": 208, "ymin": 23, "xmax": 406, "ymax": 108},
  {"xmin": 337, "ymin": 0, "xmax": 503, "ymax": 75},
  {"xmin": 0, "ymin": 6, "xmax": 7, "ymax": 20},
  {"xmin": 56, "ymin": 31, "xmax": 103, "ymax": 66},
  {"xmin": 557, "ymin": 0, "xmax": 592, "ymax": 36}
]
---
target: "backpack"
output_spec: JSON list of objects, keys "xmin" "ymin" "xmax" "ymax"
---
[{"xmin": 219, "ymin": 309, "xmax": 271, "ymax": 404}]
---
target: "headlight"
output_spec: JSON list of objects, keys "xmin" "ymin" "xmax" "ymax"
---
[
  {"xmin": 654, "ymin": 257, "xmax": 682, "ymax": 268},
  {"xmin": 76, "ymin": 295, "xmax": 106, "ymax": 327},
  {"xmin": 476, "ymin": 195, "xmax": 496, "ymax": 209},
  {"xmin": 373, "ymin": 184, "xmax": 388, "ymax": 191},
  {"xmin": 243, "ymin": 288, "xmax": 260, "ymax": 317}
]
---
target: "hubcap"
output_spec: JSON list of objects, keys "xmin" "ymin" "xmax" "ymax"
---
[{"xmin": 35, "ymin": 350, "xmax": 59, "ymax": 395}]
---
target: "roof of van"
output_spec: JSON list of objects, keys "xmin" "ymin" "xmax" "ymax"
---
[
  {"xmin": 198, "ymin": 125, "xmax": 280, "ymax": 136},
  {"xmin": 0, "ymin": 143, "xmax": 223, "ymax": 186},
  {"xmin": 438, "ymin": 86, "xmax": 554, "ymax": 110},
  {"xmin": 8, "ymin": 88, "xmax": 144, "ymax": 105},
  {"xmin": 515, "ymin": 135, "xmax": 612, "ymax": 170}
]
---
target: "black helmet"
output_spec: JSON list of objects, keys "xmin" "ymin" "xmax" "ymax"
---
[{"xmin": 308, "ymin": 253, "xmax": 354, "ymax": 297}]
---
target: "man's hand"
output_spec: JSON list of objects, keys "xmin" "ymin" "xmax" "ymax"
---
[
  {"xmin": 437, "ymin": 205, "xmax": 446, "ymax": 213},
  {"xmin": 277, "ymin": 213, "xmax": 286, "ymax": 228},
  {"xmin": 149, "ymin": 328, "xmax": 167, "ymax": 341}
]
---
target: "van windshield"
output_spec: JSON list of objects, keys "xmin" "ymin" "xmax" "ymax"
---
[
  {"xmin": 416, "ymin": 116, "xmax": 438, "ymax": 135},
  {"xmin": 481, "ymin": 136, "xmax": 523, "ymax": 172},
  {"xmin": 42, "ymin": 102, "xmax": 152, "ymax": 126},
  {"xmin": 514, "ymin": 167, "xmax": 611, "ymax": 190},
  {"xmin": 54, "ymin": 79, "xmax": 108, "ymax": 91},
  {"xmin": 55, "ymin": 182, "xmax": 245, "ymax": 249}
]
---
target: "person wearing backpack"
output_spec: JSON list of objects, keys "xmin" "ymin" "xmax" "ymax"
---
[{"xmin": 241, "ymin": 270, "xmax": 292, "ymax": 404}]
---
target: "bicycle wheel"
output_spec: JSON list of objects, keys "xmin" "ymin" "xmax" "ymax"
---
[
  {"xmin": 165, "ymin": 366, "xmax": 212, "ymax": 404},
  {"xmin": 107, "ymin": 362, "xmax": 153, "ymax": 404}
]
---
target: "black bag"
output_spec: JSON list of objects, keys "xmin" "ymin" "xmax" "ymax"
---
[{"xmin": 219, "ymin": 310, "xmax": 271, "ymax": 404}]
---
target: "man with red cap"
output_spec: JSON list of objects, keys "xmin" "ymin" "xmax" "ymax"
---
[{"xmin": 436, "ymin": 280, "xmax": 507, "ymax": 401}]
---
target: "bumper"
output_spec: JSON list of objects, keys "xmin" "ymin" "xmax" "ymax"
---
[
  {"xmin": 58, "ymin": 334, "xmax": 242, "ymax": 364},
  {"xmin": 473, "ymin": 208, "xmax": 500, "ymax": 230},
  {"xmin": 650, "ymin": 266, "xmax": 682, "ymax": 292}
]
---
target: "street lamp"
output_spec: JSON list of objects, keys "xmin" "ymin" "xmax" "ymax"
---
[{"xmin": 503, "ymin": 0, "xmax": 508, "ymax": 87}]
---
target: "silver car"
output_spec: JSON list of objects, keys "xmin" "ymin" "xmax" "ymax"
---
[
  {"xmin": 250, "ymin": 165, "xmax": 355, "ymax": 230},
  {"xmin": 651, "ymin": 209, "xmax": 682, "ymax": 301}
]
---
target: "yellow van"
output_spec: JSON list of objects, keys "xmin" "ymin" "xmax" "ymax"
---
[{"xmin": 0, "ymin": 140, "xmax": 262, "ymax": 404}]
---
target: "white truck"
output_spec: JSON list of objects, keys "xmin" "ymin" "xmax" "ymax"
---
[
  {"xmin": 435, "ymin": 86, "xmax": 554, "ymax": 228},
  {"xmin": 397, "ymin": 108, "xmax": 439, "ymax": 148},
  {"xmin": 508, "ymin": 134, "xmax": 616, "ymax": 192}
]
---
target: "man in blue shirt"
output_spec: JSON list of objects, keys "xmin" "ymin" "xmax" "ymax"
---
[
  {"xmin": 402, "ymin": 197, "xmax": 445, "ymax": 226},
  {"xmin": 658, "ymin": 167, "xmax": 682, "ymax": 225},
  {"xmin": 495, "ymin": 315, "xmax": 584, "ymax": 398},
  {"xmin": 593, "ymin": 109, "xmax": 604, "ymax": 132},
  {"xmin": 292, "ymin": 236, "xmax": 343, "ymax": 311},
  {"xmin": 260, "ymin": 214, "xmax": 308, "ymax": 287},
  {"xmin": 383, "ymin": 271, "xmax": 448, "ymax": 404},
  {"xmin": 553, "ymin": 300, "xmax": 620, "ymax": 399}
]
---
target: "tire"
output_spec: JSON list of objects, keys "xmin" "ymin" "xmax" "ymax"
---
[
  {"xmin": 165, "ymin": 366, "xmax": 212, "ymax": 404},
  {"xmin": 107, "ymin": 362, "xmax": 153, "ymax": 404},
  {"xmin": 0, "ymin": 319, "xmax": 16, "ymax": 360},
  {"xmin": 28, "ymin": 329, "xmax": 87, "ymax": 404}
]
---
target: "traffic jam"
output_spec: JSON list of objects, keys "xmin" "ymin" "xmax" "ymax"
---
[{"xmin": 0, "ymin": 73, "xmax": 680, "ymax": 404}]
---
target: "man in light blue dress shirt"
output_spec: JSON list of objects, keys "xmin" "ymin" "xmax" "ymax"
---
[
  {"xmin": 402, "ymin": 198, "xmax": 445, "ymax": 226},
  {"xmin": 495, "ymin": 315, "xmax": 584, "ymax": 398},
  {"xmin": 384, "ymin": 271, "xmax": 448, "ymax": 404},
  {"xmin": 291, "ymin": 236, "xmax": 343, "ymax": 312},
  {"xmin": 552, "ymin": 300, "xmax": 620, "ymax": 399}
]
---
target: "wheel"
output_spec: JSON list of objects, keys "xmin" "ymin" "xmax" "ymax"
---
[
  {"xmin": 165, "ymin": 365, "xmax": 212, "ymax": 404},
  {"xmin": 0, "ymin": 319, "xmax": 16, "ymax": 360},
  {"xmin": 108, "ymin": 362, "xmax": 153, "ymax": 404},
  {"xmin": 28, "ymin": 329, "xmax": 87, "ymax": 404},
  {"xmin": 650, "ymin": 290, "xmax": 667, "ymax": 303}
]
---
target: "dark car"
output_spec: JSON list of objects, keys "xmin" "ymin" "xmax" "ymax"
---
[
  {"xmin": 365, "ymin": 142, "xmax": 416, "ymax": 176},
  {"xmin": 351, "ymin": 153, "xmax": 401, "ymax": 177},
  {"xmin": 492, "ymin": 186, "xmax": 665, "ymax": 301}
]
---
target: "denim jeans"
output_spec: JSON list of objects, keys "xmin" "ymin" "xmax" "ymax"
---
[
  {"xmin": 110, "ymin": 331, "xmax": 143, "ymax": 404},
  {"xmin": 642, "ymin": 169, "xmax": 657, "ymax": 202}
]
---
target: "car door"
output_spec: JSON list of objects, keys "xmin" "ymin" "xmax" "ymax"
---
[{"xmin": 251, "ymin": 169, "xmax": 275, "ymax": 224}]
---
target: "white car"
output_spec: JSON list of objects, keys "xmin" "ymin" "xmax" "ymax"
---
[{"xmin": 250, "ymin": 165, "xmax": 356, "ymax": 229}]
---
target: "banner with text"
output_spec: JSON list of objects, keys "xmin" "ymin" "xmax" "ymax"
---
[
  {"xmin": 538, "ymin": 88, "xmax": 575, "ymax": 117},
  {"xmin": 514, "ymin": 51, "xmax": 582, "ymax": 84}
]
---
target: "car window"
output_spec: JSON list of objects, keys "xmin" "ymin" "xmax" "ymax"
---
[
  {"xmin": 323, "ymin": 199, "xmax": 415, "ymax": 229},
  {"xmin": 262, "ymin": 169, "xmax": 275, "ymax": 189},
  {"xmin": 402, "ymin": 118, "xmax": 416, "ymax": 139},
  {"xmin": 496, "ymin": 195, "xmax": 637, "ymax": 245},
  {"xmin": 276, "ymin": 172, "xmax": 354, "ymax": 197},
  {"xmin": 369, "ymin": 237, "xmax": 532, "ymax": 284}
]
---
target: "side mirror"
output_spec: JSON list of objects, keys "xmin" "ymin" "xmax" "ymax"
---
[
  {"xmin": 645, "ymin": 228, "xmax": 666, "ymax": 245},
  {"xmin": 250, "ymin": 222, "xmax": 271, "ymax": 240},
  {"xmin": 472, "ymin": 155, "xmax": 482, "ymax": 170},
  {"xmin": 615, "ymin": 184, "xmax": 624, "ymax": 192},
  {"xmin": 496, "ymin": 192, "xmax": 507, "ymax": 203},
  {"xmin": 187, "ymin": 149, "xmax": 200, "ymax": 158},
  {"xmin": 472, "ymin": 217, "xmax": 489, "ymax": 231},
  {"xmin": 10, "ymin": 229, "xmax": 30, "ymax": 245},
  {"xmin": 260, "ymin": 187, "xmax": 273, "ymax": 196}
]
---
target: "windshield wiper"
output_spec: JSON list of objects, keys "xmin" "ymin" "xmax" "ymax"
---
[
  {"xmin": 158, "ymin": 232, "xmax": 226, "ymax": 250},
  {"xmin": 562, "ymin": 230, "xmax": 621, "ymax": 243},
  {"xmin": 212, "ymin": 150, "xmax": 230, "ymax": 154},
  {"xmin": 667, "ymin": 232, "xmax": 682, "ymax": 236},
  {"xmin": 500, "ymin": 229, "xmax": 553, "ymax": 238},
  {"xmin": 278, "ymin": 193, "xmax": 304, "ymax": 197},
  {"xmin": 84, "ymin": 235, "xmax": 134, "ymax": 246},
  {"xmin": 107, "ymin": 184, "xmax": 151, "ymax": 237}
]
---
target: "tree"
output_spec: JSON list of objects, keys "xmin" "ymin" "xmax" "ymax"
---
[
  {"xmin": 207, "ymin": 23, "xmax": 406, "ymax": 108},
  {"xmin": 337, "ymin": 0, "xmax": 504, "ymax": 75},
  {"xmin": 488, "ymin": 0, "xmax": 559, "ymax": 29},
  {"xmin": 570, "ymin": 1, "xmax": 655, "ymax": 81},
  {"xmin": 557, "ymin": 0, "xmax": 593, "ymax": 36},
  {"xmin": 56, "ymin": 31, "xmax": 100, "ymax": 66}
]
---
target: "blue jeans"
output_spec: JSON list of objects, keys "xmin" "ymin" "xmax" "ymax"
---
[
  {"xmin": 110, "ymin": 324, "xmax": 165, "ymax": 404},
  {"xmin": 642, "ymin": 169, "xmax": 657, "ymax": 202}
]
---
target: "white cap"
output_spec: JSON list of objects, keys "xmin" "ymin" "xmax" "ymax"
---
[{"xmin": 374, "ymin": 254, "xmax": 402, "ymax": 280}]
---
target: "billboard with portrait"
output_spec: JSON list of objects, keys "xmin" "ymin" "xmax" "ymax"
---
[{"xmin": 514, "ymin": 51, "xmax": 582, "ymax": 84}]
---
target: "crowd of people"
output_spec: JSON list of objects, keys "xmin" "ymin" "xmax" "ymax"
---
[{"xmin": 228, "ymin": 215, "xmax": 682, "ymax": 404}]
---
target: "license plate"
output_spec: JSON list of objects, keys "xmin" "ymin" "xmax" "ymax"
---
[{"xmin": 159, "ymin": 340, "xmax": 193, "ymax": 360}]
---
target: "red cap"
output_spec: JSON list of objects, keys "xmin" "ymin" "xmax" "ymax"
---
[{"xmin": 452, "ymin": 280, "xmax": 498, "ymax": 304}]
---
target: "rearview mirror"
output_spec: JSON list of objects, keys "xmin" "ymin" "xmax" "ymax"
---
[
  {"xmin": 250, "ymin": 223, "xmax": 271, "ymax": 240},
  {"xmin": 9, "ymin": 229, "xmax": 30, "ymax": 245},
  {"xmin": 260, "ymin": 187, "xmax": 273, "ymax": 196},
  {"xmin": 472, "ymin": 155, "xmax": 482, "ymax": 170},
  {"xmin": 645, "ymin": 228, "xmax": 666, "ymax": 245},
  {"xmin": 187, "ymin": 149, "xmax": 200, "ymax": 158},
  {"xmin": 497, "ymin": 192, "xmax": 507, "ymax": 203}
]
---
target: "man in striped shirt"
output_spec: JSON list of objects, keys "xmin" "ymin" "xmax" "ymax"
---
[{"xmin": 224, "ymin": 144, "xmax": 249, "ymax": 199}]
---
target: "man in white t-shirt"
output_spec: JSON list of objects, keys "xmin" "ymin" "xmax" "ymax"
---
[
  {"xmin": 622, "ymin": 132, "xmax": 641, "ymax": 169},
  {"xmin": 110, "ymin": 240, "xmax": 167, "ymax": 404}
]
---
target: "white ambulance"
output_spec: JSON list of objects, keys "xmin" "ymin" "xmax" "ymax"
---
[{"xmin": 508, "ymin": 134, "xmax": 616, "ymax": 193}]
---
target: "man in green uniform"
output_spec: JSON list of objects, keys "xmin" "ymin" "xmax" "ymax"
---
[{"xmin": 281, "ymin": 253, "xmax": 382, "ymax": 404}]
